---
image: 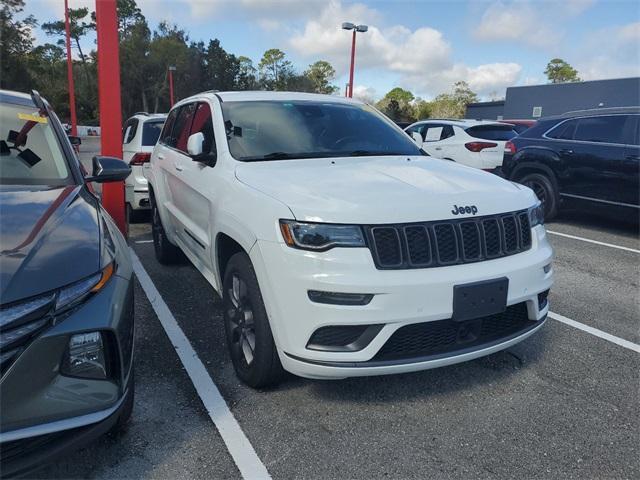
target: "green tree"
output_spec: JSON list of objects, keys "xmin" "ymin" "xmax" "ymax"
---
[
  {"xmin": 258, "ymin": 48, "xmax": 293, "ymax": 90},
  {"xmin": 0, "ymin": 0, "xmax": 36, "ymax": 90},
  {"xmin": 42, "ymin": 7, "xmax": 94, "ymax": 67},
  {"xmin": 203, "ymin": 39, "xmax": 239, "ymax": 91},
  {"xmin": 376, "ymin": 87, "xmax": 416, "ymax": 122},
  {"xmin": 451, "ymin": 81, "xmax": 478, "ymax": 106},
  {"xmin": 413, "ymin": 98, "xmax": 431, "ymax": 120},
  {"xmin": 237, "ymin": 56, "xmax": 258, "ymax": 90},
  {"xmin": 304, "ymin": 60, "xmax": 338, "ymax": 94},
  {"xmin": 544, "ymin": 58, "xmax": 581, "ymax": 83}
]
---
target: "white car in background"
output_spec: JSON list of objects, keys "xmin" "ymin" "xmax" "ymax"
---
[
  {"xmin": 405, "ymin": 119, "xmax": 518, "ymax": 173},
  {"xmin": 122, "ymin": 113, "xmax": 166, "ymax": 221}
]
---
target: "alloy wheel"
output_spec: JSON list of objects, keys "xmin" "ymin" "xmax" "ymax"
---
[{"xmin": 226, "ymin": 274, "xmax": 256, "ymax": 366}]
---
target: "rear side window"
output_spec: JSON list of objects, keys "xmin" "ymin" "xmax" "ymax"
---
[
  {"xmin": 141, "ymin": 120, "xmax": 165, "ymax": 146},
  {"xmin": 574, "ymin": 115, "xmax": 628, "ymax": 144},
  {"xmin": 160, "ymin": 109, "xmax": 178, "ymax": 145},
  {"xmin": 123, "ymin": 118, "xmax": 139, "ymax": 144},
  {"xmin": 190, "ymin": 102, "xmax": 216, "ymax": 154},
  {"xmin": 465, "ymin": 125, "xmax": 517, "ymax": 141},
  {"xmin": 546, "ymin": 119, "xmax": 577, "ymax": 140}
]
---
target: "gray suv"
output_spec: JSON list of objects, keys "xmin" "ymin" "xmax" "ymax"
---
[{"xmin": 0, "ymin": 90, "xmax": 135, "ymax": 476}]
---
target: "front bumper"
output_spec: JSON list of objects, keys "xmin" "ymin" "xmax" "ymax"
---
[
  {"xmin": 251, "ymin": 225, "xmax": 553, "ymax": 379},
  {"xmin": 0, "ymin": 272, "xmax": 135, "ymax": 472}
]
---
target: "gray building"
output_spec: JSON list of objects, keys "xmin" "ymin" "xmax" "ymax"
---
[{"xmin": 466, "ymin": 77, "xmax": 640, "ymax": 120}]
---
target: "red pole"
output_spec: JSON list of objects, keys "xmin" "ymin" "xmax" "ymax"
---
[
  {"xmin": 95, "ymin": 0, "xmax": 126, "ymax": 236},
  {"xmin": 348, "ymin": 30, "xmax": 356, "ymax": 98},
  {"xmin": 64, "ymin": 0, "xmax": 78, "ymax": 136},
  {"xmin": 168, "ymin": 68, "xmax": 175, "ymax": 107}
]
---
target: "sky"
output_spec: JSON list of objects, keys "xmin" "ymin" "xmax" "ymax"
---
[{"xmin": 25, "ymin": 0, "xmax": 640, "ymax": 101}]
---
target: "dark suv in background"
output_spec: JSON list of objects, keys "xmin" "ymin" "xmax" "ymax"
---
[{"xmin": 502, "ymin": 107, "xmax": 639, "ymax": 220}]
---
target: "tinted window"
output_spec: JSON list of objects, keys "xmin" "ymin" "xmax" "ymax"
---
[
  {"xmin": 190, "ymin": 102, "xmax": 216, "ymax": 154},
  {"xmin": 465, "ymin": 125, "xmax": 517, "ymax": 141},
  {"xmin": 441, "ymin": 125, "xmax": 455, "ymax": 140},
  {"xmin": 574, "ymin": 115, "xmax": 627, "ymax": 144},
  {"xmin": 160, "ymin": 109, "xmax": 178, "ymax": 145},
  {"xmin": 141, "ymin": 120, "xmax": 165, "ymax": 146},
  {"xmin": 0, "ymin": 103, "xmax": 72, "ymax": 185},
  {"xmin": 547, "ymin": 119, "xmax": 577, "ymax": 140},
  {"xmin": 174, "ymin": 104, "xmax": 196, "ymax": 152},
  {"xmin": 123, "ymin": 118, "xmax": 138, "ymax": 144},
  {"xmin": 221, "ymin": 101, "xmax": 422, "ymax": 161}
]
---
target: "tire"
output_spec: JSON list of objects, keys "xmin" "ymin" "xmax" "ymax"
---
[
  {"xmin": 519, "ymin": 172, "xmax": 559, "ymax": 220},
  {"xmin": 108, "ymin": 370, "xmax": 134, "ymax": 437},
  {"xmin": 223, "ymin": 252, "xmax": 285, "ymax": 388},
  {"xmin": 150, "ymin": 192, "xmax": 182, "ymax": 264}
]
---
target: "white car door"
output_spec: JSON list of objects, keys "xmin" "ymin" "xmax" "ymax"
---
[{"xmin": 170, "ymin": 100, "xmax": 218, "ymax": 270}]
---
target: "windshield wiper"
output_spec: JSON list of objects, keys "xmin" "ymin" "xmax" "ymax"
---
[
  {"xmin": 346, "ymin": 150, "xmax": 407, "ymax": 157},
  {"xmin": 241, "ymin": 152, "xmax": 296, "ymax": 162}
]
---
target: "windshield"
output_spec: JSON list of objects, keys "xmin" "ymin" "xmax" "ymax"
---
[
  {"xmin": 0, "ymin": 103, "xmax": 72, "ymax": 186},
  {"xmin": 221, "ymin": 100, "xmax": 422, "ymax": 161},
  {"xmin": 142, "ymin": 119, "xmax": 165, "ymax": 146}
]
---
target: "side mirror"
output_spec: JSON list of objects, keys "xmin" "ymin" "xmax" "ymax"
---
[
  {"xmin": 68, "ymin": 135, "xmax": 82, "ymax": 146},
  {"xmin": 85, "ymin": 156, "xmax": 131, "ymax": 183},
  {"xmin": 187, "ymin": 132, "xmax": 204, "ymax": 157},
  {"xmin": 411, "ymin": 131, "xmax": 423, "ymax": 148}
]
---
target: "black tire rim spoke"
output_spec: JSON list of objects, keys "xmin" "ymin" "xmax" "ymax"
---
[{"xmin": 226, "ymin": 274, "xmax": 256, "ymax": 366}]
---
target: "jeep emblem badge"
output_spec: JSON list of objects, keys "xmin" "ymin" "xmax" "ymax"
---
[{"xmin": 451, "ymin": 205, "xmax": 478, "ymax": 215}]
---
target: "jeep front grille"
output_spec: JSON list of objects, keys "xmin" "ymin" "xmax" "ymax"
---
[{"xmin": 366, "ymin": 210, "xmax": 532, "ymax": 270}]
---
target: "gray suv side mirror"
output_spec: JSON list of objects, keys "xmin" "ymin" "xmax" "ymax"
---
[{"xmin": 85, "ymin": 156, "xmax": 131, "ymax": 183}]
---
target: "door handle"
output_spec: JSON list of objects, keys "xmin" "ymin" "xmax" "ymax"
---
[
  {"xmin": 174, "ymin": 162, "xmax": 183, "ymax": 172},
  {"xmin": 560, "ymin": 149, "xmax": 574, "ymax": 155},
  {"xmin": 157, "ymin": 154, "xmax": 165, "ymax": 160},
  {"xmin": 435, "ymin": 147, "xmax": 442, "ymax": 151}
]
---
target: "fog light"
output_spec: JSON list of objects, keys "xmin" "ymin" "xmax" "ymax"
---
[
  {"xmin": 538, "ymin": 290, "xmax": 550, "ymax": 311},
  {"xmin": 61, "ymin": 332, "xmax": 107, "ymax": 379},
  {"xmin": 308, "ymin": 290, "xmax": 373, "ymax": 305}
]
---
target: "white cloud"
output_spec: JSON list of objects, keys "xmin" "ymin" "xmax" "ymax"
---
[
  {"xmin": 352, "ymin": 85, "xmax": 377, "ymax": 102},
  {"xmin": 473, "ymin": 1, "xmax": 561, "ymax": 47},
  {"xmin": 290, "ymin": 1, "xmax": 521, "ymax": 97},
  {"xmin": 575, "ymin": 21, "xmax": 640, "ymax": 80}
]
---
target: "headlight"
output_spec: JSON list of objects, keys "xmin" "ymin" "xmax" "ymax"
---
[
  {"xmin": 55, "ymin": 263, "xmax": 114, "ymax": 311},
  {"xmin": 279, "ymin": 220, "xmax": 366, "ymax": 251},
  {"xmin": 528, "ymin": 202, "xmax": 544, "ymax": 227}
]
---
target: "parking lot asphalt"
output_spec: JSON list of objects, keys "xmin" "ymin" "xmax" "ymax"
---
[{"xmin": 37, "ymin": 145, "xmax": 639, "ymax": 479}]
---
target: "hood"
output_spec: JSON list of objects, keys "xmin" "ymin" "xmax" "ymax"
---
[
  {"xmin": 0, "ymin": 185, "xmax": 101, "ymax": 305},
  {"xmin": 235, "ymin": 156, "xmax": 536, "ymax": 224}
]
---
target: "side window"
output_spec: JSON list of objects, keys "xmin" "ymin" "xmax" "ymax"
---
[
  {"xmin": 405, "ymin": 125, "xmax": 420, "ymax": 137},
  {"xmin": 440, "ymin": 125, "xmax": 455, "ymax": 140},
  {"xmin": 423, "ymin": 125, "xmax": 444, "ymax": 142},
  {"xmin": 190, "ymin": 102, "xmax": 216, "ymax": 155},
  {"xmin": 621, "ymin": 115, "xmax": 638, "ymax": 146},
  {"xmin": 174, "ymin": 103, "xmax": 196, "ymax": 152},
  {"xmin": 123, "ymin": 119, "xmax": 138, "ymax": 144},
  {"xmin": 574, "ymin": 115, "xmax": 627, "ymax": 144},
  {"xmin": 160, "ymin": 109, "xmax": 178, "ymax": 146},
  {"xmin": 547, "ymin": 119, "xmax": 577, "ymax": 140}
]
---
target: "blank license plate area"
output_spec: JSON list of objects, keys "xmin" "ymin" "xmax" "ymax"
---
[{"xmin": 453, "ymin": 277, "xmax": 509, "ymax": 322}]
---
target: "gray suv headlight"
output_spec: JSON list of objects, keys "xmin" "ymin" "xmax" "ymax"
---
[{"xmin": 279, "ymin": 220, "xmax": 365, "ymax": 251}]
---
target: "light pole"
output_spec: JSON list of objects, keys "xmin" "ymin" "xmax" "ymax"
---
[
  {"xmin": 64, "ymin": 0, "xmax": 78, "ymax": 136},
  {"xmin": 168, "ymin": 66, "xmax": 176, "ymax": 107},
  {"xmin": 341, "ymin": 22, "xmax": 368, "ymax": 98}
]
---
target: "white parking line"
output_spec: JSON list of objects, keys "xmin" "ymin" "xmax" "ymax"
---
[
  {"xmin": 130, "ymin": 249, "xmax": 271, "ymax": 480},
  {"xmin": 547, "ymin": 230, "xmax": 640, "ymax": 254},
  {"xmin": 549, "ymin": 311, "xmax": 640, "ymax": 353},
  {"xmin": 135, "ymin": 240, "xmax": 153, "ymax": 244}
]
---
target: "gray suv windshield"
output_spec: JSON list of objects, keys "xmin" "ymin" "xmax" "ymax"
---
[
  {"xmin": 0, "ymin": 103, "xmax": 72, "ymax": 186},
  {"xmin": 221, "ymin": 100, "xmax": 422, "ymax": 161}
]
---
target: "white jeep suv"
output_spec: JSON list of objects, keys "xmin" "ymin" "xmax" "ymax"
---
[
  {"xmin": 147, "ymin": 92, "xmax": 553, "ymax": 388},
  {"xmin": 405, "ymin": 119, "xmax": 517, "ymax": 172}
]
